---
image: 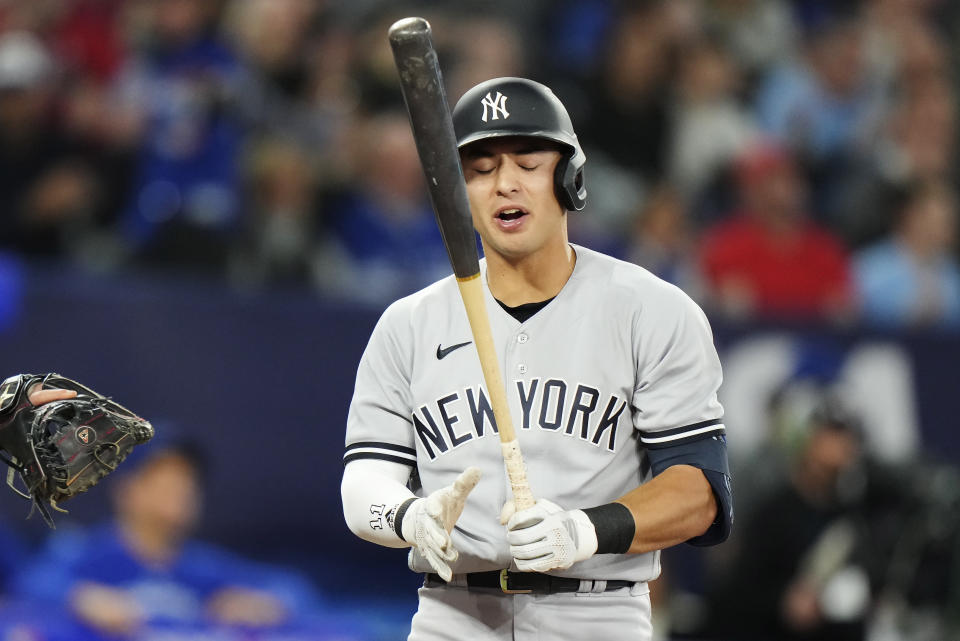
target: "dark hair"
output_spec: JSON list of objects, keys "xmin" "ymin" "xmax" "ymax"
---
[
  {"xmin": 808, "ymin": 396, "xmax": 862, "ymax": 440},
  {"xmin": 120, "ymin": 432, "xmax": 211, "ymax": 485}
]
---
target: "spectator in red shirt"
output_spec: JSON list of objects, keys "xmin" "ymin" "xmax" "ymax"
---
[{"xmin": 700, "ymin": 142, "xmax": 853, "ymax": 321}]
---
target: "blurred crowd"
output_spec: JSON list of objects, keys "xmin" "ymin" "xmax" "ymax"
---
[
  {"xmin": 0, "ymin": 434, "xmax": 396, "ymax": 640},
  {"xmin": 660, "ymin": 383, "xmax": 960, "ymax": 641},
  {"xmin": 0, "ymin": 0, "xmax": 956, "ymax": 325},
  {"xmin": 0, "ymin": 1, "xmax": 959, "ymax": 640}
]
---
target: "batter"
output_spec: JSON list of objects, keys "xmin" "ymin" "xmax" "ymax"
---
[{"xmin": 341, "ymin": 77, "xmax": 733, "ymax": 641}]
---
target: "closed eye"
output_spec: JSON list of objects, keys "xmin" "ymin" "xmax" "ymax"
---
[{"xmin": 466, "ymin": 160, "xmax": 496, "ymax": 175}]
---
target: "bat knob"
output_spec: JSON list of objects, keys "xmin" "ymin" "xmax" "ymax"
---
[{"xmin": 388, "ymin": 16, "xmax": 431, "ymax": 41}]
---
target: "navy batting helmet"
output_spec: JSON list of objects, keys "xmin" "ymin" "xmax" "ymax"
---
[{"xmin": 452, "ymin": 77, "xmax": 587, "ymax": 212}]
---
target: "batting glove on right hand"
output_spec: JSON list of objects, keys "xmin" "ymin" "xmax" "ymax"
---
[
  {"xmin": 501, "ymin": 498, "xmax": 598, "ymax": 572},
  {"xmin": 401, "ymin": 467, "xmax": 481, "ymax": 582}
]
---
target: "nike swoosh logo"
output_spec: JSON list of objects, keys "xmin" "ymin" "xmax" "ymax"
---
[{"xmin": 436, "ymin": 341, "xmax": 472, "ymax": 360}]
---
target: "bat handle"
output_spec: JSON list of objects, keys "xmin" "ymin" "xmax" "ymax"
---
[{"xmin": 501, "ymin": 440, "xmax": 535, "ymax": 510}]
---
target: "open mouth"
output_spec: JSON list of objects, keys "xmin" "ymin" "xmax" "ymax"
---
[{"xmin": 497, "ymin": 208, "xmax": 527, "ymax": 221}]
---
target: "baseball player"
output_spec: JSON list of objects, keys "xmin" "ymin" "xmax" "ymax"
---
[{"xmin": 341, "ymin": 77, "xmax": 733, "ymax": 641}]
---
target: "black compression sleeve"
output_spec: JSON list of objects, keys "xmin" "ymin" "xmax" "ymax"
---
[{"xmin": 582, "ymin": 502, "xmax": 635, "ymax": 554}]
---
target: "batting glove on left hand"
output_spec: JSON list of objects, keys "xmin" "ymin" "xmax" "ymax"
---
[
  {"xmin": 501, "ymin": 498, "xmax": 598, "ymax": 572},
  {"xmin": 401, "ymin": 467, "xmax": 482, "ymax": 582}
]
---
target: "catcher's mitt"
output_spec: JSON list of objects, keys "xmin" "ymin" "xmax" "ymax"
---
[{"xmin": 0, "ymin": 373, "xmax": 154, "ymax": 526}]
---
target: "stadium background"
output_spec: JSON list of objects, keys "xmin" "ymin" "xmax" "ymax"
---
[{"xmin": 0, "ymin": 1, "xmax": 957, "ymax": 640}]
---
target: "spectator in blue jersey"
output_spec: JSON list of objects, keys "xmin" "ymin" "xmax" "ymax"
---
[
  {"xmin": 753, "ymin": 8, "xmax": 885, "ymax": 223},
  {"xmin": 10, "ymin": 438, "xmax": 325, "ymax": 638},
  {"xmin": 114, "ymin": 0, "xmax": 244, "ymax": 271},
  {"xmin": 322, "ymin": 111, "xmax": 451, "ymax": 302},
  {"xmin": 854, "ymin": 179, "xmax": 960, "ymax": 329},
  {"xmin": 754, "ymin": 10, "xmax": 879, "ymax": 165}
]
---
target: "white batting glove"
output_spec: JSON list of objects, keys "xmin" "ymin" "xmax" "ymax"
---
[
  {"xmin": 501, "ymin": 498, "xmax": 598, "ymax": 572},
  {"xmin": 401, "ymin": 467, "xmax": 482, "ymax": 582}
]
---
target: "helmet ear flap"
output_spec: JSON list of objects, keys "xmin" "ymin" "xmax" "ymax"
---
[{"xmin": 554, "ymin": 149, "xmax": 586, "ymax": 211}]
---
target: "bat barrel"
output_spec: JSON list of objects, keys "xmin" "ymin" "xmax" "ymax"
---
[
  {"xmin": 388, "ymin": 17, "xmax": 480, "ymax": 280},
  {"xmin": 388, "ymin": 16, "xmax": 534, "ymax": 510},
  {"xmin": 388, "ymin": 17, "xmax": 429, "ymax": 41}
]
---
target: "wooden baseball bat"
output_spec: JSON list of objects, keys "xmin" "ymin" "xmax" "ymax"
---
[{"xmin": 388, "ymin": 17, "xmax": 535, "ymax": 511}]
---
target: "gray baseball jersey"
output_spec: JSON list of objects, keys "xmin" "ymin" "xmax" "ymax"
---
[{"xmin": 344, "ymin": 244, "xmax": 725, "ymax": 582}]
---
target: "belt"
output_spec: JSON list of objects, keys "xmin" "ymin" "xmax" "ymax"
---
[{"xmin": 424, "ymin": 570, "xmax": 635, "ymax": 594}]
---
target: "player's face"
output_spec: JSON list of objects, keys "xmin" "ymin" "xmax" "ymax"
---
[
  {"xmin": 117, "ymin": 453, "xmax": 201, "ymax": 540},
  {"xmin": 461, "ymin": 137, "xmax": 566, "ymax": 261}
]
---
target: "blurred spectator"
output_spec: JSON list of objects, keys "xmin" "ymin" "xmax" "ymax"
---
[
  {"xmin": 704, "ymin": 397, "xmax": 873, "ymax": 640},
  {"xmin": 226, "ymin": 0, "xmax": 350, "ymax": 151},
  {"xmin": 348, "ymin": 12, "xmax": 409, "ymax": 114},
  {"xmin": 753, "ymin": 6, "xmax": 888, "ymax": 224},
  {"xmin": 668, "ymin": 33, "xmax": 758, "ymax": 221},
  {"xmin": 627, "ymin": 185, "xmax": 704, "ymax": 300},
  {"xmin": 700, "ymin": 387, "xmax": 959, "ymax": 641},
  {"xmin": 0, "ymin": 30, "xmax": 102, "ymax": 256},
  {"xmin": 226, "ymin": 0, "xmax": 318, "ymax": 104},
  {"xmin": 229, "ymin": 136, "xmax": 322, "ymax": 289},
  {"xmin": 114, "ymin": 0, "xmax": 245, "ymax": 272},
  {"xmin": 48, "ymin": 0, "xmax": 126, "ymax": 83},
  {"xmin": 754, "ymin": 9, "xmax": 881, "ymax": 163},
  {"xmin": 578, "ymin": 1, "xmax": 678, "ymax": 186},
  {"xmin": 319, "ymin": 111, "xmax": 450, "ymax": 303},
  {"xmin": 853, "ymin": 179, "xmax": 960, "ymax": 329},
  {"xmin": 701, "ymin": 0, "xmax": 798, "ymax": 84},
  {"xmin": 861, "ymin": 0, "xmax": 938, "ymax": 89},
  {"xmin": 868, "ymin": 460, "xmax": 960, "ymax": 641},
  {"xmin": 699, "ymin": 142, "xmax": 853, "ymax": 321},
  {"xmin": 441, "ymin": 15, "xmax": 525, "ymax": 102},
  {"xmin": 562, "ymin": 1, "xmax": 684, "ymax": 246},
  {"xmin": 10, "ymin": 439, "xmax": 325, "ymax": 638},
  {"xmin": 44, "ymin": 1, "xmax": 145, "ymax": 269},
  {"xmin": 839, "ymin": 53, "xmax": 956, "ymax": 246}
]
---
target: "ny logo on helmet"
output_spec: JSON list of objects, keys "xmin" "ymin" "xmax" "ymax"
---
[{"xmin": 480, "ymin": 91, "xmax": 509, "ymax": 122}]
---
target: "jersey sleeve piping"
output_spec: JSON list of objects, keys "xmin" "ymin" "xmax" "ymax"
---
[
  {"xmin": 378, "ymin": 406, "xmax": 414, "ymax": 424},
  {"xmin": 343, "ymin": 441, "xmax": 417, "ymax": 466},
  {"xmin": 639, "ymin": 418, "xmax": 725, "ymax": 450}
]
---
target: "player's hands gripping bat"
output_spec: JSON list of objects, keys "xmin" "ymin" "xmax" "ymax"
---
[
  {"xmin": 399, "ymin": 467, "xmax": 482, "ymax": 581},
  {"xmin": 501, "ymin": 498, "xmax": 599, "ymax": 572},
  {"xmin": 0, "ymin": 373, "xmax": 154, "ymax": 526},
  {"xmin": 388, "ymin": 16, "xmax": 534, "ymax": 511}
]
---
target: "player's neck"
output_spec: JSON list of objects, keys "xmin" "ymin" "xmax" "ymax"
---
[{"xmin": 484, "ymin": 242, "xmax": 576, "ymax": 306}]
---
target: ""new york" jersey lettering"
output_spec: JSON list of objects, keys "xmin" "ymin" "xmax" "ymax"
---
[{"xmin": 411, "ymin": 379, "xmax": 628, "ymax": 460}]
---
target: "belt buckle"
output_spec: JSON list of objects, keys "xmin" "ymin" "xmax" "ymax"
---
[{"xmin": 499, "ymin": 569, "xmax": 532, "ymax": 594}]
